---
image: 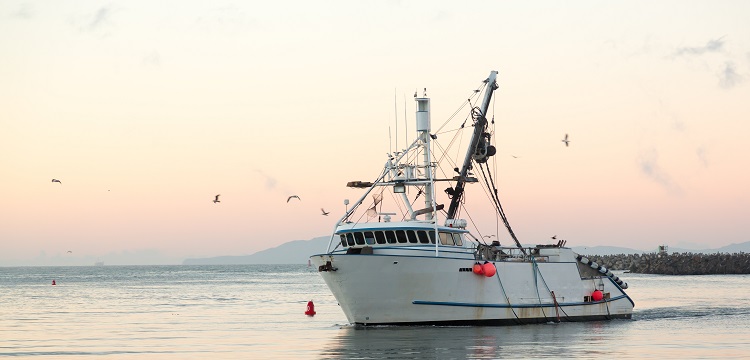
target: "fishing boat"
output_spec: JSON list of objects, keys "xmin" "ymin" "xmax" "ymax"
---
[{"xmin": 310, "ymin": 71, "xmax": 634, "ymax": 325}]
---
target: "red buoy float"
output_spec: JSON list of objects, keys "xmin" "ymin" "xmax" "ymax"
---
[
  {"xmin": 51, "ymin": 280, "xmax": 56, "ymax": 286},
  {"xmin": 482, "ymin": 262, "xmax": 496, "ymax": 277},
  {"xmin": 305, "ymin": 300, "xmax": 316, "ymax": 316},
  {"xmin": 472, "ymin": 262, "xmax": 484, "ymax": 275},
  {"xmin": 592, "ymin": 290, "xmax": 603, "ymax": 301}
]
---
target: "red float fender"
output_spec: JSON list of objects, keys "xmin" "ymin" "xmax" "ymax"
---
[
  {"xmin": 305, "ymin": 300, "xmax": 316, "ymax": 316},
  {"xmin": 482, "ymin": 262, "xmax": 496, "ymax": 277},
  {"xmin": 592, "ymin": 290, "xmax": 603, "ymax": 301},
  {"xmin": 472, "ymin": 262, "xmax": 484, "ymax": 275}
]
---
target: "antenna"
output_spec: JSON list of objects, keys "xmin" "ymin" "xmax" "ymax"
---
[
  {"xmin": 394, "ymin": 88, "xmax": 398, "ymax": 153},
  {"xmin": 388, "ymin": 126, "xmax": 392, "ymax": 154},
  {"xmin": 404, "ymin": 93, "xmax": 408, "ymax": 149}
]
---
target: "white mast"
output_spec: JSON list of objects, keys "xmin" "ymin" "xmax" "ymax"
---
[{"xmin": 415, "ymin": 96, "xmax": 433, "ymax": 220}]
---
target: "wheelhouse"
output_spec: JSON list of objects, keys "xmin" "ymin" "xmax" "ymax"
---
[{"xmin": 335, "ymin": 225, "xmax": 468, "ymax": 249}]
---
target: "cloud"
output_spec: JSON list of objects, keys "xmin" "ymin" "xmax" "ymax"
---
[
  {"xmin": 142, "ymin": 51, "xmax": 161, "ymax": 67},
  {"xmin": 195, "ymin": 5, "xmax": 255, "ymax": 35},
  {"xmin": 672, "ymin": 36, "xmax": 725, "ymax": 57},
  {"xmin": 74, "ymin": 5, "xmax": 114, "ymax": 33},
  {"xmin": 12, "ymin": 3, "xmax": 34, "ymax": 19},
  {"xmin": 696, "ymin": 147, "xmax": 709, "ymax": 168},
  {"xmin": 253, "ymin": 169, "xmax": 278, "ymax": 190},
  {"xmin": 638, "ymin": 148, "xmax": 682, "ymax": 195},
  {"xmin": 718, "ymin": 62, "xmax": 744, "ymax": 89},
  {"xmin": 88, "ymin": 6, "xmax": 111, "ymax": 30}
]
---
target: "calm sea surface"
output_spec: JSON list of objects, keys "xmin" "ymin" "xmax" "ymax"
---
[{"xmin": 1, "ymin": 265, "xmax": 749, "ymax": 359}]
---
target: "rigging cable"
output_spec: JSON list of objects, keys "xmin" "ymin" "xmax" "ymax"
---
[
  {"xmin": 531, "ymin": 256, "xmax": 550, "ymax": 321},
  {"xmin": 530, "ymin": 257, "xmax": 573, "ymax": 321},
  {"xmin": 493, "ymin": 265, "xmax": 523, "ymax": 324},
  {"xmin": 432, "ymin": 83, "xmax": 485, "ymax": 134},
  {"xmin": 478, "ymin": 163, "xmax": 525, "ymax": 254},
  {"xmin": 602, "ymin": 279, "xmax": 612, "ymax": 319},
  {"xmin": 491, "ymin": 96, "xmax": 501, "ymax": 238}
]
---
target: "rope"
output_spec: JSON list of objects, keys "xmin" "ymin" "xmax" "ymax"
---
[
  {"xmin": 493, "ymin": 266, "xmax": 523, "ymax": 325},
  {"xmin": 551, "ymin": 291, "xmax": 561, "ymax": 322},
  {"xmin": 531, "ymin": 258, "xmax": 573, "ymax": 321},
  {"xmin": 478, "ymin": 163, "xmax": 525, "ymax": 254},
  {"xmin": 602, "ymin": 279, "xmax": 612, "ymax": 319},
  {"xmin": 531, "ymin": 257, "xmax": 550, "ymax": 321}
]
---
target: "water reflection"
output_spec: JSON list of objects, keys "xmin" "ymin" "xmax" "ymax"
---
[{"xmin": 318, "ymin": 322, "xmax": 626, "ymax": 359}]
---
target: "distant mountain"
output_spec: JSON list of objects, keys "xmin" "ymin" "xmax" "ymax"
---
[
  {"xmin": 182, "ymin": 237, "xmax": 750, "ymax": 265},
  {"xmin": 698, "ymin": 241, "xmax": 750, "ymax": 254},
  {"xmin": 182, "ymin": 236, "xmax": 331, "ymax": 265}
]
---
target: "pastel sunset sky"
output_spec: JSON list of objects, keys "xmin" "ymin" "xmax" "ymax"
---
[{"xmin": 2, "ymin": 1, "xmax": 748, "ymax": 265}]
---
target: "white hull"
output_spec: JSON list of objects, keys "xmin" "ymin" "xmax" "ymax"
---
[{"xmin": 311, "ymin": 247, "xmax": 633, "ymax": 325}]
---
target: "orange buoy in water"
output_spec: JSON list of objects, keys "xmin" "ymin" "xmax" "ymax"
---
[
  {"xmin": 482, "ymin": 262, "xmax": 496, "ymax": 277},
  {"xmin": 592, "ymin": 290, "xmax": 603, "ymax": 301},
  {"xmin": 52, "ymin": 280, "xmax": 56, "ymax": 285},
  {"xmin": 305, "ymin": 300, "xmax": 316, "ymax": 316},
  {"xmin": 472, "ymin": 262, "xmax": 484, "ymax": 275}
]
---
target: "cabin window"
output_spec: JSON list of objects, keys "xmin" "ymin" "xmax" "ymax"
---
[
  {"xmin": 428, "ymin": 231, "xmax": 436, "ymax": 244},
  {"xmin": 439, "ymin": 232, "xmax": 454, "ymax": 246},
  {"xmin": 407, "ymin": 230, "xmax": 418, "ymax": 243},
  {"xmin": 417, "ymin": 231, "xmax": 430, "ymax": 244},
  {"xmin": 346, "ymin": 233, "xmax": 355, "ymax": 246},
  {"xmin": 452, "ymin": 233, "xmax": 463, "ymax": 246},
  {"xmin": 395, "ymin": 230, "xmax": 408, "ymax": 243},
  {"xmin": 374, "ymin": 231, "xmax": 386, "ymax": 244},
  {"xmin": 340, "ymin": 234, "xmax": 348, "ymax": 248},
  {"xmin": 354, "ymin": 232, "xmax": 365, "ymax": 245},
  {"xmin": 364, "ymin": 231, "xmax": 376, "ymax": 245},
  {"xmin": 385, "ymin": 230, "xmax": 397, "ymax": 244}
]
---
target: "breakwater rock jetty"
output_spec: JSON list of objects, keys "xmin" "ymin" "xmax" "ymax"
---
[{"xmin": 583, "ymin": 252, "xmax": 750, "ymax": 275}]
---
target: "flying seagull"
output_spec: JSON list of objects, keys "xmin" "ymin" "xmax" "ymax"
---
[
  {"xmin": 213, "ymin": 194, "xmax": 220, "ymax": 203},
  {"xmin": 67, "ymin": 250, "xmax": 72, "ymax": 253},
  {"xmin": 551, "ymin": 235, "xmax": 557, "ymax": 240},
  {"xmin": 321, "ymin": 208, "xmax": 330, "ymax": 216},
  {"xmin": 562, "ymin": 134, "xmax": 570, "ymax": 147},
  {"xmin": 483, "ymin": 235, "xmax": 496, "ymax": 239},
  {"xmin": 51, "ymin": 179, "xmax": 61, "ymax": 184},
  {"xmin": 287, "ymin": 195, "xmax": 300, "ymax": 203}
]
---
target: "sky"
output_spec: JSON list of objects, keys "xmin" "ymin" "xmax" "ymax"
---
[{"xmin": 1, "ymin": 1, "xmax": 749, "ymax": 266}]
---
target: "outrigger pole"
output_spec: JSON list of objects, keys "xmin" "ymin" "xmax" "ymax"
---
[
  {"xmin": 446, "ymin": 71, "xmax": 498, "ymax": 219},
  {"xmin": 446, "ymin": 71, "xmax": 526, "ymax": 254}
]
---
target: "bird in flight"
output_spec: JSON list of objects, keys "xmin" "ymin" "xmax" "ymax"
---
[
  {"xmin": 52, "ymin": 179, "xmax": 62, "ymax": 184},
  {"xmin": 321, "ymin": 208, "xmax": 330, "ymax": 216},
  {"xmin": 483, "ymin": 235, "xmax": 496, "ymax": 239},
  {"xmin": 287, "ymin": 195, "xmax": 300, "ymax": 203},
  {"xmin": 67, "ymin": 250, "xmax": 72, "ymax": 253},
  {"xmin": 551, "ymin": 235, "xmax": 557, "ymax": 240},
  {"xmin": 562, "ymin": 134, "xmax": 570, "ymax": 147},
  {"xmin": 213, "ymin": 194, "xmax": 220, "ymax": 203}
]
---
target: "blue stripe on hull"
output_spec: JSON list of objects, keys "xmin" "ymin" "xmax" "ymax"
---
[{"xmin": 412, "ymin": 294, "xmax": 631, "ymax": 309}]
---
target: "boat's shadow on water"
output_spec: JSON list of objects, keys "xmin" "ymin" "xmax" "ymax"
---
[{"xmin": 317, "ymin": 321, "xmax": 634, "ymax": 359}]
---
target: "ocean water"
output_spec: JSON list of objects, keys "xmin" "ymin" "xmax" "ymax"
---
[{"xmin": 1, "ymin": 265, "xmax": 749, "ymax": 359}]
